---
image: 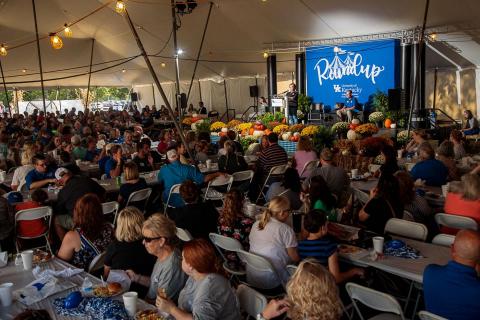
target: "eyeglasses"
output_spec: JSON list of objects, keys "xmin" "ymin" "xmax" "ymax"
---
[{"xmin": 143, "ymin": 236, "xmax": 164, "ymax": 243}]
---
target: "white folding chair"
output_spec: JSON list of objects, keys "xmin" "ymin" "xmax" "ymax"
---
[
  {"xmin": 286, "ymin": 264, "xmax": 297, "ymax": 277},
  {"xmin": 209, "ymin": 233, "xmax": 246, "ymax": 277},
  {"xmin": 236, "ymin": 250, "xmax": 283, "ymax": 291},
  {"xmin": 88, "ymin": 251, "xmax": 107, "ymax": 274},
  {"xmin": 125, "ymin": 188, "xmax": 152, "ymax": 213},
  {"xmin": 256, "ymin": 164, "xmax": 288, "ymax": 204},
  {"xmin": 203, "ymin": 175, "xmax": 234, "ymax": 202},
  {"xmin": 299, "ymin": 160, "xmax": 319, "ymax": 178},
  {"xmin": 176, "ymin": 227, "xmax": 193, "ymax": 242},
  {"xmin": 164, "ymin": 184, "xmax": 182, "ymax": 215},
  {"xmin": 352, "ymin": 188, "xmax": 370, "ymax": 207},
  {"xmin": 434, "ymin": 213, "xmax": 478, "ymax": 231},
  {"xmin": 418, "ymin": 310, "xmax": 448, "ymax": 320},
  {"xmin": 384, "ymin": 218, "xmax": 428, "ymax": 242},
  {"xmin": 402, "ymin": 210, "xmax": 415, "ymax": 222},
  {"xmin": 7, "ymin": 166, "xmax": 18, "ymax": 174},
  {"xmin": 101, "ymin": 173, "xmax": 108, "ymax": 180},
  {"xmin": 346, "ymin": 282, "xmax": 405, "ymax": 320},
  {"xmin": 232, "ymin": 170, "xmax": 254, "ymax": 194},
  {"xmin": 237, "ymin": 284, "xmax": 268, "ymax": 319},
  {"xmin": 101, "ymin": 201, "xmax": 120, "ymax": 224},
  {"xmin": 14, "ymin": 206, "xmax": 53, "ymax": 254},
  {"xmin": 431, "ymin": 234, "xmax": 455, "ymax": 247}
]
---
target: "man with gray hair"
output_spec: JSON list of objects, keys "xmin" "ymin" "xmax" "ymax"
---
[
  {"xmin": 303, "ymin": 148, "xmax": 350, "ymax": 207},
  {"xmin": 423, "ymin": 230, "xmax": 480, "ymax": 319}
]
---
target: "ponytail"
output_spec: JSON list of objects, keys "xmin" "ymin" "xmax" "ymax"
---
[
  {"xmin": 258, "ymin": 208, "xmax": 272, "ymax": 230},
  {"xmin": 258, "ymin": 196, "xmax": 291, "ymax": 230}
]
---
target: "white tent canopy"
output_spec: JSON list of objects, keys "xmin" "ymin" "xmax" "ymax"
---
[{"xmin": 0, "ymin": 0, "xmax": 479, "ymax": 114}]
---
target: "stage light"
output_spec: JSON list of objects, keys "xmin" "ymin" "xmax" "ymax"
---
[
  {"xmin": 177, "ymin": 49, "xmax": 184, "ymax": 55},
  {"xmin": 263, "ymin": 51, "xmax": 269, "ymax": 58},
  {"xmin": 122, "ymin": 68, "xmax": 126, "ymax": 73},
  {"xmin": 161, "ymin": 62, "xmax": 166, "ymax": 68},
  {"xmin": 0, "ymin": 44, "xmax": 6, "ymax": 56},
  {"xmin": 115, "ymin": 0, "xmax": 126, "ymax": 13},
  {"xmin": 64, "ymin": 24, "xmax": 73, "ymax": 37},
  {"xmin": 49, "ymin": 33, "xmax": 63, "ymax": 50}
]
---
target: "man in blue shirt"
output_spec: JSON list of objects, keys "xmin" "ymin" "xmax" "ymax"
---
[
  {"xmin": 410, "ymin": 143, "xmax": 448, "ymax": 186},
  {"xmin": 423, "ymin": 230, "xmax": 480, "ymax": 320},
  {"xmin": 336, "ymin": 90, "xmax": 359, "ymax": 122},
  {"xmin": 25, "ymin": 154, "xmax": 56, "ymax": 190},
  {"xmin": 105, "ymin": 144, "xmax": 124, "ymax": 179},
  {"xmin": 158, "ymin": 149, "xmax": 222, "ymax": 208}
]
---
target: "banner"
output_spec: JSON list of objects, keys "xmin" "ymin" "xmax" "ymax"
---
[{"xmin": 306, "ymin": 39, "xmax": 399, "ymax": 109}]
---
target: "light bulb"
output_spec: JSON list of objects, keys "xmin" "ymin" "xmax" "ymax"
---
[
  {"xmin": 263, "ymin": 52, "xmax": 269, "ymax": 58},
  {"xmin": 177, "ymin": 49, "xmax": 184, "ymax": 55},
  {"xmin": 49, "ymin": 33, "xmax": 63, "ymax": 50},
  {"xmin": 0, "ymin": 44, "xmax": 6, "ymax": 56},
  {"xmin": 122, "ymin": 68, "xmax": 126, "ymax": 73},
  {"xmin": 430, "ymin": 33, "xmax": 437, "ymax": 41},
  {"xmin": 22, "ymin": 68, "xmax": 27, "ymax": 73},
  {"xmin": 161, "ymin": 62, "xmax": 166, "ymax": 68},
  {"xmin": 115, "ymin": 0, "xmax": 126, "ymax": 13},
  {"xmin": 64, "ymin": 24, "xmax": 72, "ymax": 37}
]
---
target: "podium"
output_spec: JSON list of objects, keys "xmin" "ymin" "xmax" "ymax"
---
[{"xmin": 270, "ymin": 96, "xmax": 289, "ymax": 119}]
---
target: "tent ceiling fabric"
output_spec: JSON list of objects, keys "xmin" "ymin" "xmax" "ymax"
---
[{"xmin": 0, "ymin": 0, "xmax": 478, "ymax": 88}]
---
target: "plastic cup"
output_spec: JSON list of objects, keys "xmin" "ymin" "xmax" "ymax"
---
[
  {"xmin": 122, "ymin": 291, "xmax": 138, "ymax": 317},
  {"xmin": 351, "ymin": 169, "xmax": 359, "ymax": 178},
  {"xmin": 0, "ymin": 282, "xmax": 13, "ymax": 307},
  {"xmin": 441, "ymin": 184, "xmax": 449, "ymax": 197},
  {"xmin": 372, "ymin": 237, "xmax": 384, "ymax": 254},
  {"xmin": 76, "ymin": 159, "xmax": 82, "ymax": 166},
  {"xmin": 21, "ymin": 250, "xmax": 33, "ymax": 271},
  {"xmin": 206, "ymin": 159, "xmax": 212, "ymax": 169},
  {"xmin": 246, "ymin": 203, "xmax": 256, "ymax": 217}
]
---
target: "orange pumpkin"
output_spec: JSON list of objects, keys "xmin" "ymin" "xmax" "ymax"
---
[
  {"xmin": 241, "ymin": 129, "xmax": 247, "ymax": 135},
  {"xmin": 384, "ymin": 119, "xmax": 392, "ymax": 128},
  {"xmin": 249, "ymin": 127, "xmax": 255, "ymax": 135},
  {"xmin": 264, "ymin": 129, "xmax": 272, "ymax": 135},
  {"xmin": 219, "ymin": 132, "xmax": 226, "ymax": 137},
  {"xmin": 282, "ymin": 118, "xmax": 287, "ymax": 124}
]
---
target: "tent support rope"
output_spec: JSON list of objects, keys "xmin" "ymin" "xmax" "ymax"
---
[
  {"xmin": 0, "ymin": 60, "xmax": 11, "ymax": 117},
  {"xmin": 85, "ymin": 39, "xmax": 96, "ymax": 109}
]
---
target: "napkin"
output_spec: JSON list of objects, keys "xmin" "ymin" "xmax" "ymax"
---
[
  {"xmin": 14, "ymin": 275, "xmax": 75, "ymax": 305},
  {"xmin": 106, "ymin": 270, "xmax": 131, "ymax": 292},
  {"xmin": 33, "ymin": 266, "xmax": 83, "ymax": 279}
]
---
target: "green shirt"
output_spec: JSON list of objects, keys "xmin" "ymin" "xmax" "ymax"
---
[{"xmin": 313, "ymin": 199, "xmax": 337, "ymax": 221}]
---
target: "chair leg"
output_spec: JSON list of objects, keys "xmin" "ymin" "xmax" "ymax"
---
[
  {"xmin": 403, "ymin": 281, "xmax": 414, "ymax": 314},
  {"xmin": 412, "ymin": 288, "xmax": 422, "ymax": 320}
]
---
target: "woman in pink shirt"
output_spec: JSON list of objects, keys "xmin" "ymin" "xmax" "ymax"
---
[{"xmin": 292, "ymin": 136, "xmax": 317, "ymax": 178}]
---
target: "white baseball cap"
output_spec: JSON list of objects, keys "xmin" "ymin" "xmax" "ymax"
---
[{"xmin": 167, "ymin": 149, "xmax": 178, "ymax": 161}]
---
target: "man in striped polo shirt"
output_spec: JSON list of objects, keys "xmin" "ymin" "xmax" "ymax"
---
[{"xmin": 257, "ymin": 133, "xmax": 287, "ymax": 176}]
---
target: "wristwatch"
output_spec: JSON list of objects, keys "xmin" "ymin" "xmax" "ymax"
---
[{"xmin": 256, "ymin": 313, "xmax": 267, "ymax": 320}]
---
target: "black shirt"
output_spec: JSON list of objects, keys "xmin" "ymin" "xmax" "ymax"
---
[
  {"xmin": 170, "ymin": 201, "xmax": 218, "ymax": 239},
  {"xmin": 104, "ymin": 239, "xmax": 156, "ymax": 276},
  {"xmin": 363, "ymin": 196, "xmax": 400, "ymax": 234},
  {"xmin": 133, "ymin": 156, "xmax": 153, "ymax": 173},
  {"xmin": 286, "ymin": 91, "xmax": 298, "ymax": 108},
  {"xmin": 218, "ymin": 154, "xmax": 248, "ymax": 174},
  {"xmin": 119, "ymin": 178, "xmax": 148, "ymax": 206},
  {"xmin": 55, "ymin": 176, "xmax": 106, "ymax": 216}
]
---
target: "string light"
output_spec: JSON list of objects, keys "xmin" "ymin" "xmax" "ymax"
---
[
  {"xmin": 22, "ymin": 68, "xmax": 27, "ymax": 73},
  {"xmin": 177, "ymin": 49, "xmax": 184, "ymax": 55},
  {"xmin": 0, "ymin": 44, "xmax": 6, "ymax": 56},
  {"xmin": 115, "ymin": 0, "xmax": 126, "ymax": 13},
  {"xmin": 122, "ymin": 68, "xmax": 126, "ymax": 73},
  {"xmin": 429, "ymin": 33, "xmax": 437, "ymax": 42},
  {"xmin": 263, "ymin": 52, "xmax": 269, "ymax": 58},
  {"xmin": 161, "ymin": 62, "xmax": 166, "ymax": 68},
  {"xmin": 64, "ymin": 24, "xmax": 73, "ymax": 37},
  {"xmin": 49, "ymin": 33, "xmax": 63, "ymax": 50}
]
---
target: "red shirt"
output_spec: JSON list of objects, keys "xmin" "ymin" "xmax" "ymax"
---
[
  {"xmin": 443, "ymin": 192, "xmax": 480, "ymax": 234},
  {"xmin": 15, "ymin": 201, "xmax": 47, "ymax": 238}
]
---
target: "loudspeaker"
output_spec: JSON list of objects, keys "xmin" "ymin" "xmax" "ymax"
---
[
  {"xmin": 180, "ymin": 93, "xmax": 187, "ymax": 109},
  {"xmin": 249, "ymin": 85, "xmax": 259, "ymax": 98},
  {"xmin": 130, "ymin": 92, "xmax": 138, "ymax": 101},
  {"xmin": 388, "ymin": 88, "xmax": 405, "ymax": 110}
]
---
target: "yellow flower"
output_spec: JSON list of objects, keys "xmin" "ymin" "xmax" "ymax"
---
[
  {"xmin": 182, "ymin": 117, "xmax": 192, "ymax": 125},
  {"xmin": 273, "ymin": 124, "xmax": 289, "ymax": 134},
  {"xmin": 210, "ymin": 121, "xmax": 226, "ymax": 132},
  {"xmin": 227, "ymin": 119, "xmax": 242, "ymax": 129},
  {"xmin": 236, "ymin": 122, "xmax": 252, "ymax": 132},
  {"xmin": 301, "ymin": 125, "xmax": 319, "ymax": 136}
]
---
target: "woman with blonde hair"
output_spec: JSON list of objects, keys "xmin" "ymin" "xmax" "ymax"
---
[
  {"xmin": 444, "ymin": 173, "xmax": 480, "ymax": 233},
  {"xmin": 249, "ymin": 196, "xmax": 299, "ymax": 289},
  {"xmin": 292, "ymin": 136, "xmax": 317, "ymax": 178},
  {"xmin": 11, "ymin": 142, "xmax": 36, "ymax": 191},
  {"xmin": 126, "ymin": 213, "xmax": 186, "ymax": 302},
  {"xmin": 103, "ymin": 207, "xmax": 155, "ymax": 294},
  {"xmin": 404, "ymin": 129, "xmax": 429, "ymax": 156},
  {"xmin": 118, "ymin": 162, "xmax": 147, "ymax": 208},
  {"xmin": 260, "ymin": 259, "xmax": 343, "ymax": 320}
]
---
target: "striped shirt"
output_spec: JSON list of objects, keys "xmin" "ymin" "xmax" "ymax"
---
[
  {"xmin": 258, "ymin": 143, "xmax": 287, "ymax": 174},
  {"xmin": 298, "ymin": 236, "xmax": 338, "ymax": 265}
]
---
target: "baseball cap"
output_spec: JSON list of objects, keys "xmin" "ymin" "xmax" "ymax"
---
[
  {"xmin": 7, "ymin": 192, "xmax": 23, "ymax": 205},
  {"xmin": 55, "ymin": 167, "xmax": 70, "ymax": 180},
  {"xmin": 167, "ymin": 149, "xmax": 178, "ymax": 161}
]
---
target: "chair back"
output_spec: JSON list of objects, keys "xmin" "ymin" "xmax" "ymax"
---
[
  {"xmin": 15, "ymin": 206, "xmax": 52, "ymax": 238},
  {"xmin": 434, "ymin": 213, "xmax": 478, "ymax": 231},
  {"xmin": 269, "ymin": 164, "xmax": 288, "ymax": 176},
  {"xmin": 232, "ymin": 170, "xmax": 254, "ymax": 184},
  {"xmin": 402, "ymin": 210, "xmax": 415, "ymax": 222},
  {"xmin": 418, "ymin": 310, "xmax": 448, "ymax": 320},
  {"xmin": 126, "ymin": 188, "xmax": 152, "ymax": 212},
  {"xmin": 237, "ymin": 250, "xmax": 280, "ymax": 290},
  {"xmin": 300, "ymin": 160, "xmax": 319, "ymax": 177},
  {"xmin": 209, "ymin": 175, "xmax": 234, "ymax": 188},
  {"xmin": 101, "ymin": 174, "xmax": 107, "ymax": 180},
  {"xmin": 88, "ymin": 251, "xmax": 107, "ymax": 274},
  {"xmin": 346, "ymin": 282, "xmax": 405, "ymax": 320},
  {"xmin": 209, "ymin": 233, "xmax": 243, "ymax": 252},
  {"xmin": 176, "ymin": 227, "xmax": 193, "ymax": 242},
  {"xmin": 286, "ymin": 264, "xmax": 298, "ymax": 277},
  {"xmin": 352, "ymin": 188, "xmax": 369, "ymax": 206},
  {"xmin": 164, "ymin": 184, "xmax": 182, "ymax": 214},
  {"xmin": 102, "ymin": 201, "xmax": 119, "ymax": 215},
  {"xmin": 431, "ymin": 234, "xmax": 455, "ymax": 247},
  {"xmin": 7, "ymin": 166, "xmax": 18, "ymax": 174},
  {"xmin": 384, "ymin": 218, "xmax": 428, "ymax": 241},
  {"xmin": 237, "ymin": 284, "xmax": 268, "ymax": 319}
]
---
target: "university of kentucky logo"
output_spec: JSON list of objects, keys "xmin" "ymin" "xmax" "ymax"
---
[{"xmin": 314, "ymin": 50, "xmax": 385, "ymax": 86}]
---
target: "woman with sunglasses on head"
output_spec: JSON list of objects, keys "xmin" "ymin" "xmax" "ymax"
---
[
  {"xmin": 156, "ymin": 238, "xmax": 241, "ymax": 320},
  {"xmin": 126, "ymin": 213, "xmax": 186, "ymax": 303}
]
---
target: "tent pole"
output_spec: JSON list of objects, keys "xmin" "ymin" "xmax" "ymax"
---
[
  {"xmin": 0, "ymin": 59, "xmax": 11, "ymax": 117},
  {"xmin": 31, "ymin": 0, "xmax": 46, "ymax": 115},
  {"xmin": 152, "ymin": 84, "xmax": 156, "ymax": 106},
  {"xmin": 124, "ymin": 10, "xmax": 195, "ymax": 162},
  {"xmin": 198, "ymin": 80, "xmax": 202, "ymax": 103},
  {"xmin": 171, "ymin": 0, "xmax": 182, "ymax": 120},
  {"xmin": 186, "ymin": 2, "xmax": 213, "ymax": 103},
  {"xmin": 14, "ymin": 87, "xmax": 19, "ymax": 114},
  {"xmin": 406, "ymin": 0, "xmax": 430, "ymax": 135},
  {"xmin": 85, "ymin": 39, "xmax": 95, "ymax": 110},
  {"xmin": 224, "ymin": 79, "xmax": 229, "ymax": 121}
]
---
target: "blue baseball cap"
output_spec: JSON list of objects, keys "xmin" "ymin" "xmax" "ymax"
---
[{"xmin": 7, "ymin": 192, "xmax": 23, "ymax": 205}]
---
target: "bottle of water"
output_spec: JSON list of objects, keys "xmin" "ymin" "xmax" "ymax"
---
[
  {"xmin": 81, "ymin": 277, "xmax": 93, "ymax": 295},
  {"xmin": 15, "ymin": 253, "xmax": 22, "ymax": 266}
]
